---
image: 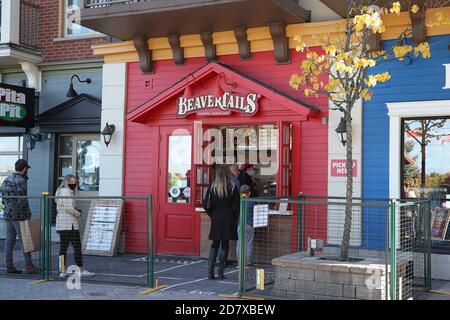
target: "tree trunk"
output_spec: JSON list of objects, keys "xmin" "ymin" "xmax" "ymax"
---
[
  {"xmin": 420, "ymin": 136, "xmax": 426, "ymax": 191},
  {"xmin": 340, "ymin": 105, "xmax": 353, "ymax": 261}
]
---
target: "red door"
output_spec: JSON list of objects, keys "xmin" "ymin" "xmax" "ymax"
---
[{"xmin": 157, "ymin": 126, "xmax": 199, "ymax": 255}]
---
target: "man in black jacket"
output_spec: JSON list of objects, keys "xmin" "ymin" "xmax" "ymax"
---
[{"xmin": 2, "ymin": 159, "xmax": 39, "ymax": 274}]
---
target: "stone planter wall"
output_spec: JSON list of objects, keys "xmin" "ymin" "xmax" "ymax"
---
[{"xmin": 272, "ymin": 253, "xmax": 410, "ymax": 300}]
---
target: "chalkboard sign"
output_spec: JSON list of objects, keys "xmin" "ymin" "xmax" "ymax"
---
[
  {"xmin": 431, "ymin": 208, "xmax": 450, "ymax": 241},
  {"xmin": 82, "ymin": 200, "xmax": 124, "ymax": 256}
]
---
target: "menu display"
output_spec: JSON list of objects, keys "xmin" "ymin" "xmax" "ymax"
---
[
  {"xmin": 431, "ymin": 207, "xmax": 450, "ymax": 240},
  {"xmin": 82, "ymin": 200, "xmax": 123, "ymax": 256}
]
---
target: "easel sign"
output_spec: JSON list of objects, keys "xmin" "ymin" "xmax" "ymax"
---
[{"xmin": 82, "ymin": 199, "xmax": 124, "ymax": 256}]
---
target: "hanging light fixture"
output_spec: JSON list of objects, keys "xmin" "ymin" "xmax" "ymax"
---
[
  {"xmin": 66, "ymin": 75, "xmax": 92, "ymax": 98},
  {"xmin": 24, "ymin": 133, "xmax": 42, "ymax": 151},
  {"xmin": 101, "ymin": 123, "xmax": 116, "ymax": 147},
  {"xmin": 335, "ymin": 117, "xmax": 347, "ymax": 146}
]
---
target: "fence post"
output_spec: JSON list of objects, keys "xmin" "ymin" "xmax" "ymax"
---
[
  {"xmin": 42, "ymin": 192, "xmax": 50, "ymax": 280},
  {"xmin": 425, "ymin": 201, "xmax": 432, "ymax": 291},
  {"xmin": 39, "ymin": 193, "xmax": 45, "ymax": 280},
  {"xmin": 238, "ymin": 195, "xmax": 247, "ymax": 296},
  {"xmin": 390, "ymin": 199, "xmax": 397, "ymax": 300},
  {"xmin": 297, "ymin": 192, "xmax": 303, "ymax": 252},
  {"xmin": 147, "ymin": 195, "xmax": 154, "ymax": 289}
]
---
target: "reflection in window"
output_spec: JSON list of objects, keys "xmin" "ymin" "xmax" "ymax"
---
[
  {"xmin": 57, "ymin": 135, "xmax": 100, "ymax": 192},
  {"xmin": 65, "ymin": 0, "xmax": 100, "ymax": 37},
  {"xmin": 76, "ymin": 140, "xmax": 100, "ymax": 191},
  {"xmin": 402, "ymin": 117, "xmax": 450, "ymax": 247},
  {"xmin": 0, "ymin": 136, "xmax": 23, "ymax": 218},
  {"xmin": 167, "ymin": 136, "xmax": 191, "ymax": 203}
]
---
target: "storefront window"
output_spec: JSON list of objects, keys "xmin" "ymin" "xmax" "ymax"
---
[
  {"xmin": 402, "ymin": 117, "xmax": 450, "ymax": 249},
  {"xmin": 0, "ymin": 136, "xmax": 23, "ymax": 218},
  {"xmin": 167, "ymin": 135, "xmax": 192, "ymax": 204},
  {"xmin": 57, "ymin": 135, "xmax": 100, "ymax": 191}
]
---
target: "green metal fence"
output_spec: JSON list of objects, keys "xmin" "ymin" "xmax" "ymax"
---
[
  {"xmin": 1, "ymin": 194, "xmax": 154, "ymax": 288},
  {"xmin": 236, "ymin": 196, "xmax": 432, "ymax": 300}
]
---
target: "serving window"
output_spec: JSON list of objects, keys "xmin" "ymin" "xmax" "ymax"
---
[{"xmin": 194, "ymin": 123, "xmax": 292, "ymax": 206}]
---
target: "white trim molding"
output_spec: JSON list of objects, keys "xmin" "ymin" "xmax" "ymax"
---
[
  {"xmin": 20, "ymin": 62, "xmax": 42, "ymax": 91},
  {"xmin": 386, "ymin": 100, "xmax": 450, "ymax": 199}
]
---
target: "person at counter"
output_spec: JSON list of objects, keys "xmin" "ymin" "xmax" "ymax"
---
[{"xmin": 238, "ymin": 164, "xmax": 258, "ymax": 197}]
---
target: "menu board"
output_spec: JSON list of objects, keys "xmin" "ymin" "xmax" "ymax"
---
[
  {"xmin": 82, "ymin": 200, "xmax": 124, "ymax": 256},
  {"xmin": 258, "ymin": 127, "xmax": 278, "ymax": 150},
  {"xmin": 431, "ymin": 208, "xmax": 450, "ymax": 240},
  {"xmin": 253, "ymin": 204, "xmax": 269, "ymax": 228}
]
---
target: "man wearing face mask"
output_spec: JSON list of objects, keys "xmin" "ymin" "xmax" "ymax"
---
[{"xmin": 1, "ymin": 159, "xmax": 39, "ymax": 274}]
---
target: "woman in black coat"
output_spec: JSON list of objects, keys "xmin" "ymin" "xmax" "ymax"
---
[{"xmin": 204, "ymin": 165, "xmax": 240, "ymax": 280}]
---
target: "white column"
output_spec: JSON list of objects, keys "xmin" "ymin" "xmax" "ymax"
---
[
  {"xmin": 327, "ymin": 100, "xmax": 363, "ymax": 246},
  {"xmin": 388, "ymin": 113, "xmax": 401, "ymax": 199},
  {"xmin": 99, "ymin": 63, "xmax": 127, "ymax": 197},
  {"xmin": 1, "ymin": 0, "xmax": 21, "ymax": 44}
]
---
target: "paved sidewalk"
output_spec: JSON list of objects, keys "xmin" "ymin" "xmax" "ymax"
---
[
  {"xmin": 0, "ymin": 277, "xmax": 234, "ymax": 300},
  {"xmin": 2, "ymin": 276, "xmax": 450, "ymax": 300},
  {"xmin": 415, "ymin": 280, "xmax": 450, "ymax": 300}
]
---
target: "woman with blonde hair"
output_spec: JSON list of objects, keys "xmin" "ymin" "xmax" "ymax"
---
[
  {"xmin": 55, "ymin": 174, "xmax": 93, "ymax": 277},
  {"xmin": 203, "ymin": 165, "xmax": 240, "ymax": 280}
]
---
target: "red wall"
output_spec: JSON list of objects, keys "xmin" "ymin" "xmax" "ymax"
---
[{"xmin": 124, "ymin": 49, "xmax": 329, "ymax": 253}]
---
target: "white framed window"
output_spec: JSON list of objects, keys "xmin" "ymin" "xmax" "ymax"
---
[
  {"xmin": 64, "ymin": 0, "xmax": 103, "ymax": 38},
  {"xmin": 56, "ymin": 134, "xmax": 101, "ymax": 192}
]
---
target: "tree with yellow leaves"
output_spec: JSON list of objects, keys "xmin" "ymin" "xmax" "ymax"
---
[{"xmin": 290, "ymin": 0, "xmax": 447, "ymax": 260}]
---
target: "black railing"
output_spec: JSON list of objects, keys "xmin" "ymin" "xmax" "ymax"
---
[{"xmin": 19, "ymin": 0, "xmax": 39, "ymax": 49}]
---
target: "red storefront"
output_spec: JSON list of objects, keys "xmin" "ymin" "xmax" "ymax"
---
[{"xmin": 123, "ymin": 50, "xmax": 328, "ymax": 256}]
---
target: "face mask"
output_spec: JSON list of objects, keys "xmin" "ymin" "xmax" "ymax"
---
[
  {"xmin": 247, "ymin": 169, "xmax": 256, "ymax": 177},
  {"xmin": 68, "ymin": 184, "xmax": 77, "ymax": 191}
]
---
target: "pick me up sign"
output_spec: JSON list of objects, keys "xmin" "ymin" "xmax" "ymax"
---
[{"xmin": 0, "ymin": 83, "xmax": 35, "ymax": 127}]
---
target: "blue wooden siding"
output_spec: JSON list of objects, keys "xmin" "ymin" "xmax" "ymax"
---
[{"xmin": 362, "ymin": 34, "xmax": 450, "ymax": 248}]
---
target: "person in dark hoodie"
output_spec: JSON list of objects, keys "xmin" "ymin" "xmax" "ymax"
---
[{"xmin": 1, "ymin": 159, "xmax": 39, "ymax": 274}]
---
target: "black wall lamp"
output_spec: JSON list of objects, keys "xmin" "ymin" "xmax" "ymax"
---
[
  {"xmin": 335, "ymin": 117, "xmax": 347, "ymax": 146},
  {"xmin": 25, "ymin": 133, "xmax": 42, "ymax": 151},
  {"xmin": 67, "ymin": 75, "xmax": 91, "ymax": 98},
  {"xmin": 101, "ymin": 123, "xmax": 116, "ymax": 147}
]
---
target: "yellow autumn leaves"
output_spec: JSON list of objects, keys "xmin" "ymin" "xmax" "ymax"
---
[
  {"xmin": 289, "ymin": 1, "xmax": 436, "ymax": 104},
  {"xmin": 393, "ymin": 42, "xmax": 431, "ymax": 60}
]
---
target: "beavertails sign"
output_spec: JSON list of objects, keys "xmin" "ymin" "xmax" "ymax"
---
[
  {"xmin": 0, "ymin": 83, "xmax": 35, "ymax": 128},
  {"xmin": 177, "ymin": 92, "xmax": 260, "ymax": 118}
]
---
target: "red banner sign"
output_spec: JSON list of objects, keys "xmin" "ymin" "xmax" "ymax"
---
[{"xmin": 331, "ymin": 160, "xmax": 357, "ymax": 177}]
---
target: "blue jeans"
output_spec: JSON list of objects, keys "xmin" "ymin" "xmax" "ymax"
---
[
  {"xmin": 4, "ymin": 220, "xmax": 33, "ymax": 268},
  {"xmin": 236, "ymin": 224, "xmax": 254, "ymax": 265}
]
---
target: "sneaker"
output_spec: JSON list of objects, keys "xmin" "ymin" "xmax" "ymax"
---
[
  {"xmin": 79, "ymin": 270, "xmax": 95, "ymax": 277},
  {"xmin": 25, "ymin": 264, "xmax": 40, "ymax": 275},
  {"xmin": 6, "ymin": 266, "xmax": 23, "ymax": 274}
]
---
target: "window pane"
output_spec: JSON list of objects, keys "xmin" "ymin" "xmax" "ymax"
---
[
  {"xmin": 59, "ymin": 158, "xmax": 73, "ymax": 177},
  {"xmin": 0, "ymin": 155, "xmax": 19, "ymax": 173},
  {"xmin": 59, "ymin": 136, "xmax": 73, "ymax": 156},
  {"xmin": 76, "ymin": 140, "xmax": 100, "ymax": 191},
  {"xmin": 0, "ymin": 137, "xmax": 19, "ymax": 152},
  {"xmin": 66, "ymin": 0, "xmax": 91, "ymax": 35},
  {"xmin": 167, "ymin": 136, "xmax": 191, "ymax": 203}
]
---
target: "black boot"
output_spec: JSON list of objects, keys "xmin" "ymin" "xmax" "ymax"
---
[
  {"xmin": 208, "ymin": 247, "xmax": 218, "ymax": 280},
  {"xmin": 218, "ymin": 247, "xmax": 229, "ymax": 280}
]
